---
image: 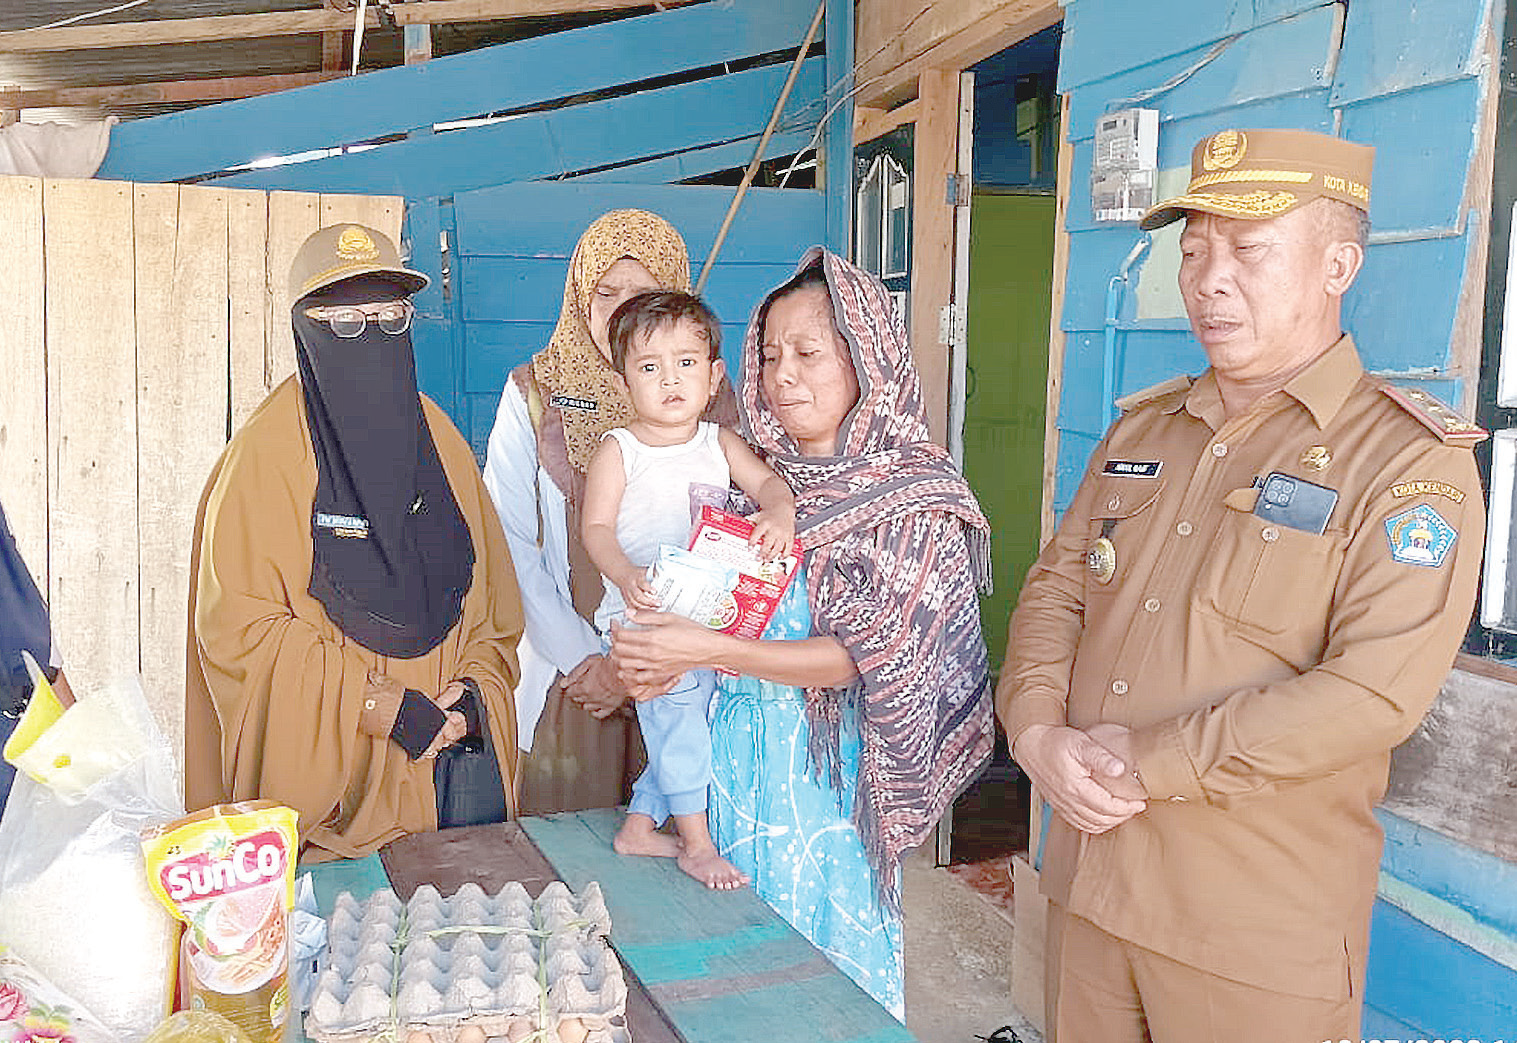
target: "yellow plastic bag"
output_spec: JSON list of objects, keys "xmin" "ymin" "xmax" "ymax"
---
[
  {"xmin": 142, "ymin": 1010, "xmax": 252, "ymax": 1043},
  {"xmin": 142, "ymin": 803, "xmax": 299, "ymax": 1043},
  {"xmin": 1, "ymin": 652, "xmax": 62, "ymax": 772},
  {"xmin": 4, "ymin": 652, "xmax": 145, "ymax": 802}
]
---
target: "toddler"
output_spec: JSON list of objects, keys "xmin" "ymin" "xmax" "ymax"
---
[{"xmin": 582, "ymin": 290, "xmax": 795, "ymax": 889}]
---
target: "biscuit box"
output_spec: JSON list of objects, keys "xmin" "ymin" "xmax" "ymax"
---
[{"xmin": 683, "ymin": 506, "xmax": 799, "ymax": 640}]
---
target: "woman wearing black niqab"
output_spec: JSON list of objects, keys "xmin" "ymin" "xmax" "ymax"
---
[
  {"xmin": 185, "ymin": 224, "xmax": 525, "ymax": 859},
  {"xmin": 294, "ymin": 269, "xmax": 473, "ymax": 658}
]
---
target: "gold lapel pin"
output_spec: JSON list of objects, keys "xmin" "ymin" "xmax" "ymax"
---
[{"xmin": 1300, "ymin": 445, "xmax": 1332, "ymax": 471}]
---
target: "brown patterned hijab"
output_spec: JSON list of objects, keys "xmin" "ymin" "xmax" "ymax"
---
[
  {"xmin": 529, "ymin": 209, "xmax": 692, "ymax": 480},
  {"xmin": 511, "ymin": 209, "xmax": 736, "ymax": 620}
]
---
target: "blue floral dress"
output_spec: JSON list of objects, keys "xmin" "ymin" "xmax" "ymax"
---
[{"xmin": 708, "ymin": 567, "xmax": 905, "ymax": 1019}]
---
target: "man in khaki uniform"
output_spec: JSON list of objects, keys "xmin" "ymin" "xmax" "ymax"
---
[{"xmin": 999, "ymin": 129, "xmax": 1485, "ymax": 1041}]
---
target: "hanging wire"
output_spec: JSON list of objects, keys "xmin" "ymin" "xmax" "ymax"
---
[
  {"xmin": 1103, "ymin": 33, "xmax": 1240, "ymax": 111},
  {"xmin": 26, "ymin": 0, "xmax": 149, "ymax": 31},
  {"xmin": 694, "ymin": 0, "xmax": 827, "ymax": 293},
  {"xmin": 775, "ymin": 1, "xmax": 944, "ymax": 188},
  {"xmin": 350, "ymin": 0, "xmax": 371, "ymax": 76}
]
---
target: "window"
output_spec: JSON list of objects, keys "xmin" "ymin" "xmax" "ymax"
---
[
  {"xmin": 856, "ymin": 153, "xmax": 909, "ymax": 279},
  {"xmin": 1477, "ymin": 202, "xmax": 1517, "ymax": 640},
  {"xmin": 853, "ymin": 133, "xmax": 912, "ymax": 326}
]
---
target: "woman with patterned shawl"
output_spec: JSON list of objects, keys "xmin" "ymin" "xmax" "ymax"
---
[
  {"xmin": 482, "ymin": 209, "xmax": 736, "ymax": 814},
  {"xmin": 612, "ymin": 248, "xmax": 995, "ymax": 1017}
]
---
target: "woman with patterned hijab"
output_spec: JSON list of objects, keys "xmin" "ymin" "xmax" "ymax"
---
[
  {"xmin": 612, "ymin": 248, "xmax": 995, "ymax": 1017},
  {"xmin": 482, "ymin": 209, "xmax": 736, "ymax": 814}
]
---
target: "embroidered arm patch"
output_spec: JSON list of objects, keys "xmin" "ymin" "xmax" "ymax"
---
[{"xmin": 1385, "ymin": 504, "xmax": 1456, "ymax": 567}]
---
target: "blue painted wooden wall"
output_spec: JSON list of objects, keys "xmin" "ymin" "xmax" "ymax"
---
[
  {"xmin": 1368, "ymin": 811, "xmax": 1517, "ymax": 1037},
  {"xmin": 98, "ymin": 0, "xmax": 853, "ymax": 454},
  {"xmin": 1053, "ymin": 0, "xmax": 1516, "ymax": 1029},
  {"xmin": 1053, "ymin": 0, "xmax": 1498, "ymax": 511},
  {"xmin": 431, "ymin": 181, "xmax": 825, "ymax": 453}
]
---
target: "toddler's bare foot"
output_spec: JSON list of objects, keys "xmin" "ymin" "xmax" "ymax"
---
[
  {"xmin": 677, "ymin": 846, "xmax": 749, "ymax": 890},
  {"xmin": 614, "ymin": 815, "xmax": 683, "ymax": 858}
]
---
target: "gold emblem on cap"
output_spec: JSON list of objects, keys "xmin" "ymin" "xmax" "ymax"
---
[
  {"xmin": 1206, "ymin": 189, "xmax": 1298, "ymax": 218},
  {"xmin": 1203, "ymin": 130, "xmax": 1247, "ymax": 171},
  {"xmin": 1300, "ymin": 445, "xmax": 1332, "ymax": 471},
  {"xmin": 336, "ymin": 225, "xmax": 379, "ymax": 262},
  {"xmin": 1087, "ymin": 537, "xmax": 1117, "ymax": 584}
]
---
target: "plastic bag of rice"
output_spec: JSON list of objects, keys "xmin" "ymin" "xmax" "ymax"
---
[{"xmin": 0, "ymin": 673, "xmax": 181, "ymax": 1041}]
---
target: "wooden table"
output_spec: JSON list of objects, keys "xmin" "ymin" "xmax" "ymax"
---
[{"xmin": 347, "ymin": 808, "xmax": 918, "ymax": 1043}]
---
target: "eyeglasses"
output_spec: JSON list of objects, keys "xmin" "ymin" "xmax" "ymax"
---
[{"xmin": 304, "ymin": 300, "xmax": 415, "ymax": 338}]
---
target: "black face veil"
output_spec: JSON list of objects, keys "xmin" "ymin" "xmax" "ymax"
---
[{"xmin": 292, "ymin": 275, "xmax": 474, "ymax": 658}]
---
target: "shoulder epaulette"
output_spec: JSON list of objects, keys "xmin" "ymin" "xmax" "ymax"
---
[
  {"xmin": 1115, "ymin": 374, "xmax": 1193, "ymax": 413},
  {"xmin": 1377, "ymin": 384, "xmax": 1487, "ymax": 447}
]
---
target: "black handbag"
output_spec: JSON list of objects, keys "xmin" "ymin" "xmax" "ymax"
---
[{"xmin": 431, "ymin": 686, "xmax": 509, "ymax": 829}]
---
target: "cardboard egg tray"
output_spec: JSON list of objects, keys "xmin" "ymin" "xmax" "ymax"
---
[{"xmin": 306, "ymin": 881, "xmax": 629, "ymax": 1043}]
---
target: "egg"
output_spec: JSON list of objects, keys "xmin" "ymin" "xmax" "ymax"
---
[
  {"xmin": 503, "ymin": 1019, "xmax": 532, "ymax": 1043},
  {"xmin": 406, "ymin": 1032, "xmax": 433, "ymax": 1043},
  {"xmin": 456, "ymin": 1027, "xmax": 487, "ymax": 1043},
  {"xmin": 555, "ymin": 1017, "xmax": 588, "ymax": 1043}
]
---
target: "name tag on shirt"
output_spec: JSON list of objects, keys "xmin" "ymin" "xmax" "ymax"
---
[
  {"xmin": 1102, "ymin": 459, "xmax": 1162, "ymax": 477},
  {"xmin": 1253, "ymin": 472, "xmax": 1338, "ymax": 535},
  {"xmin": 549, "ymin": 393, "xmax": 598, "ymax": 413}
]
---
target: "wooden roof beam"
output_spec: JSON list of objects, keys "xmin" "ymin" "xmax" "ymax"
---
[
  {"xmin": 854, "ymin": 0, "xmax": 1060, "ymax": 109},
  {"xmin": 0, "ymin": 0, "xmax": 696, "ymax": 53},
  {"xmin": 0, "ymin": 72, "xmax": 347, "ymax": 110}
]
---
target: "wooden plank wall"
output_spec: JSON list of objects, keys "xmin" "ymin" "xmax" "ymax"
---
[
  {"xmin": 85, "ymin": 0, "xmax": 846, "ymax": 439},
  {"xmin": 1387, "ymin": 660, "xmax": 1517, "ymax": 865},
  {"xmin": 95, "ymin": 0, "xmax": 826, "ymax": 190},
  {"xmin": 0, "ymin": 179, "xmax": 46, "ymax": 583},
  {"xmin": 0, "ymin": 175, "xmax": 400, "ymax": 761}
]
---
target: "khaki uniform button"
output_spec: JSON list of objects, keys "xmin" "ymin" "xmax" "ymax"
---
[
  {"xmin": 1211, "ymin": 442, "xmax": 1228, "ymax": 458},
  {"xmin": 1261, "ymin": 526, "xmax": 1280, "ymax": 543},
  {"xmin": 1143, "ymin": 598, "xmax": 1161, "ymax": 613},
  {"xmin": 364, "ymin": 698, "xmax": 376, "ymax": 710},
  {"xmin": 1176, "ymin": 521, "xmax": 1193, "ymax": 536},
  {"xmin": 1111, "ymin": 679, "xmax": 1129, "ymax": 695}
]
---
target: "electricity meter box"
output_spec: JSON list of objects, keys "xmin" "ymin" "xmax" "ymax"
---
[{"xmin": 1091, "ymin": 108, "xmax": 1159, "ymax": 223}]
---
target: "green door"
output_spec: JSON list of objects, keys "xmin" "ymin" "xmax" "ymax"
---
[{"xmin": 963, "ymin": 191, "xmax": 1056, "ymax": 667}]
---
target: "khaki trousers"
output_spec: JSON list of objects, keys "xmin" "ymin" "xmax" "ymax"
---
[{"xmin": 1045, "ymin": 905, "xmax": 1360, "ymax": 1043}]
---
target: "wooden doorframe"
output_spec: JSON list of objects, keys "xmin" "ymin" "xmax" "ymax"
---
[
  {"xmin": 850, "ymin": 2, "xmax": 1066, "ymax": 457},
  {"xmin": 847, "ymin": 8, "xmax": 1069, "ymax": 981}
]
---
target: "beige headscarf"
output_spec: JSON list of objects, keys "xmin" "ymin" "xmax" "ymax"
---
[
  {"xmin": 529, "ymin": 209, "xmax": 693, "ymax": 475},
  {"xmin": 510, "ymin": 208, "xmax": 736, "ymax": 625}
]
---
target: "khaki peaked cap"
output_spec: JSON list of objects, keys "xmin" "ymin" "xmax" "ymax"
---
[
  {"xmin": 288, "ymin": 223, "xmax": 429, "ymax": 301},
  {"xmin": 1140, "ymin": 128, "xmax": 1374, "ymax": 231}
]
